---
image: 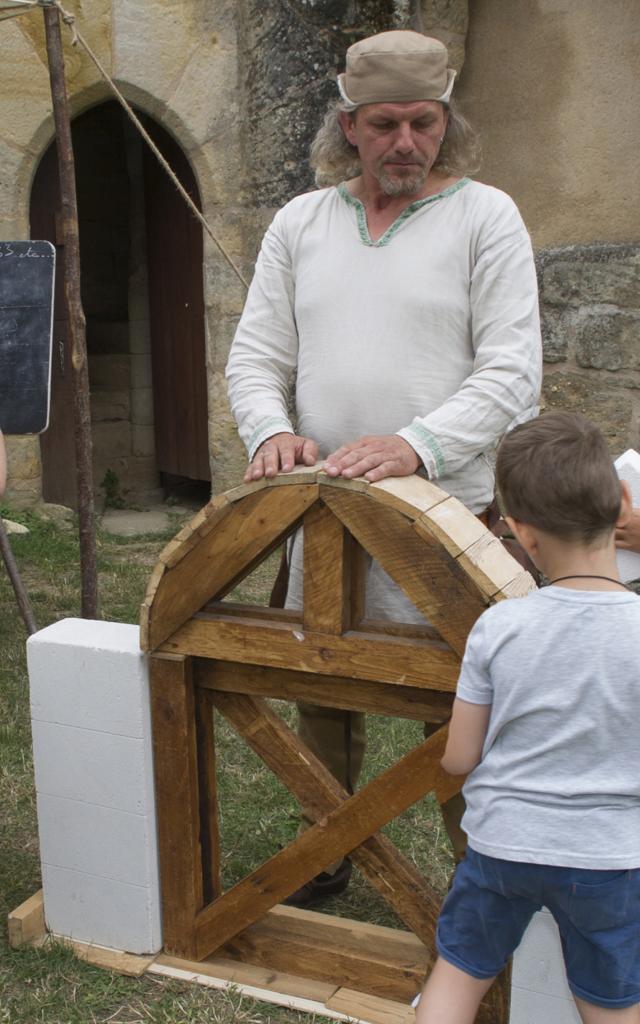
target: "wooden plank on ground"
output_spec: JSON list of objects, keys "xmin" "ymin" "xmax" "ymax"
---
[
  {"xmin": 8, "ymin": 889, "xmax": 45, "ymax": 948},
  {"xmin": 193, "ymin": 723, "xmax": 450, "ymax": 959},
  {"xmin": 145, "ymin": 484, "xmax": 319, "ymax": 650},
  {"xmin": 149, "ymin": 654, "xmax": 201, "ymax": 958},
  {"xmin": 196, "ymin": 661, "xmax": 454, "ymax": 723},
  {"xmin": 65, "ymin": 938, "xmax": 156, "ymax": 976},
  {"xmin": 155, "ymin": 951, "xmax": 339, "ymax": 1002},
  {"xmin": 222, "ymin": 904, "xmax": 428, "ymax": 1003},
  {"xmin": 211, "ymin": 690, "xmax": 442, "ymax": 944},
  {"xmin": 327, "ymin": 988, "xmax": 415, "ymax": 1024},
  {"xmin": 303, "ymin": 501, "xmax": 349, "ymax": 634},
  {"xmin": 164, "ymin": 615, "xmax": 460, "ymax": 691},
  {"xmin": 321, "ymin": 488, "xmax": 487, "ymax": 656},
  {"xmin": 195, "ymin": 689, "xmax": 221, "ymax": 903}
]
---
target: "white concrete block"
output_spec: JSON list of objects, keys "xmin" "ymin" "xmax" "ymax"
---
[
  {"xmin": 512, "ymin": 910, "xmax": 573, "ymax": 1000},
  {"xmin": 42, "ymin": 863, "xmax": 160, "ymax": 955},
  {"xmin": 510, "ymin": 986, "xmax": 581, "ymax": 1024},
  {"xmin": 31, "ymin": 720, "xmax": 149, "ymax": 814},
  {"xmin": 28, "ymin": 619, "xmax": 146, "ymax": 737},
  {"xmin": 28, "ymin": 619, "xmax": 161, "ymax": 955},
  {"xmin": 37, "ymin": 793, "xmax": 150, "ymax": 888}
]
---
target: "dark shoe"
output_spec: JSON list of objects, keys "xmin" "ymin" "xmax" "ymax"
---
[{"xmin": 283, "ymin": 857, "xmax": 352, "ymax": 908}]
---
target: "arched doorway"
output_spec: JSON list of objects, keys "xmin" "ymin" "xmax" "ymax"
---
[{"xmin": 30, "ymin": 101, "xmax": 210, "ymax": 509}]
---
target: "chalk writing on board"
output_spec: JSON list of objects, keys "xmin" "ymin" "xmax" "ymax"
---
[{"xmin": 0, "ymin": 240, "xmax": 56, "ymax": 435}]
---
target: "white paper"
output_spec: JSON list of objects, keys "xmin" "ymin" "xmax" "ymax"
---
[{"xmin": 615, "ymin": 449, "xmax": 640, "ymax": 582}]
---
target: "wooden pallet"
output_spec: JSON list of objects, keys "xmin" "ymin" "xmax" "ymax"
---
[{"xmin": 8, "ymin": 890, "xmax": 415, "ymax": 1022}]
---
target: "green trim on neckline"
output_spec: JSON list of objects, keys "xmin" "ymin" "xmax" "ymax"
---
[{"xmin": 337, "ymin": 177, "xmax": 470, "ymax": 248}]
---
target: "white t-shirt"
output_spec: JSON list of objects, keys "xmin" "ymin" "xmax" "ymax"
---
[
  {"xmin": 226, "ymin": 178, "xmax": 542, "ymax": 514},
  {"xmin": 458, "ymin": 586, "xmax": 640, "ymax": 869}
]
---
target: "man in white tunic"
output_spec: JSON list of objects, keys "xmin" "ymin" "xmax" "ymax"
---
[{"xmin": 226, "ymin": 30, "xmax": 542, "ymax": 903}]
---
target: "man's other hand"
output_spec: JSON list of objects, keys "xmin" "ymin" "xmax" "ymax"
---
[
  {"xmin": 244, "ymin": 432, "xmax": 319, "ymax": 482},
  {"xmin": 324, "ymin": 435, "xmax": 420, "ymax": 483}
]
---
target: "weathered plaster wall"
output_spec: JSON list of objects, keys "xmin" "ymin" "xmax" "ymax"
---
[
  {"xmin": 456, "ymin": 0, "xmax": 640, "ymax": 248},
  {"xmin": 1, "ymin": 0, "xmax": 638, "ymax": 504}
]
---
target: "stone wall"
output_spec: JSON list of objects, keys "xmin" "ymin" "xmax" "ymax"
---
[
  {"xmin": 539, "ymin": 243, "xmax": 640, "ymax": 454},
  {"xmin": 0, "ymin": 0, "xmax": 638, "ymax": 504}
]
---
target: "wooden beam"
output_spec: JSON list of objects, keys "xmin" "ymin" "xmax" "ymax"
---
[
  {"xmin": 327, "ymin": 988, "xmax": 415, "ymax": 1024},
  {"xmin": 149, "ymin": 654, "xmax": 202, "ymax": 958},
  {"xmin": 210, "ymin": 690, "xmax": 442, "ymax": 944},
  {"xmin": 193, "ymin": 724, "xmax": 451, "ymax": 958},
  {"xmin": 303, "ymin": 502, "xmax": 350, "ymax": 634},
  {"xmin": 222, "ymin": 904, "xmax": 428, "ymax": 1003},
  {"xmin": 7, "ymin": 889, "xmax": 45, "ymax": 948},
  {"xmin": 195, "ymin": 689, "xmax": 221, "ymax": 903},
  {"xmin": 163, "ymin": 615, "xmax": 460, "ymax": 691},
  {"xmin": 321, "ymin": 488, "xmax": 487, "ymax": 656},
  {"xmin": 146, "ymin": 484, "xmax": 319, "ymax": 650},
  {"xmin": 195, "ymin": 660, "xmax": 454, "ymax": 723}
]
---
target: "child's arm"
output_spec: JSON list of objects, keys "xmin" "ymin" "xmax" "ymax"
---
[{"xmin": 441, "ymin": 698, "xmax": 491, "ymax": 775}]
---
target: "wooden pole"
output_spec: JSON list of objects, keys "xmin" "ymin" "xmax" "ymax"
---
[
  {"xmin": 0, "ymin": 518, "xmax": 37, "ymax": 635},
  {"xmin": 42, "ymin": 1, "xmax": 98, "ymax": 618}
]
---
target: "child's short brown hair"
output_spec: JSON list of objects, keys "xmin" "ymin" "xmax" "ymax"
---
[{"xmin": 496, "ymin": 411, "xmax": 621, "ymax": 543}]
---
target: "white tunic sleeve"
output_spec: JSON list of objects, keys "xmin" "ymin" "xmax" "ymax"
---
[
  {"xmin": 225, "ymin": 211, "xmax": 298, "ymax": 459},
  {"xmin": 396, "ymin": 198, "xmax": 542, "ymax": 479}
]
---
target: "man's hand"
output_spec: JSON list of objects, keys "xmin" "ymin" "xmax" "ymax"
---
[
  {"xmin": 324, "ymin": 434, "xmax": 420, "ymax": 483},
  {"xmin": 244, "ymin": 432, "xmax": 319, "ymax": 482},
  {"xmin": 615, "ymin": 507, "xmax": 640, "ymax": 554}
]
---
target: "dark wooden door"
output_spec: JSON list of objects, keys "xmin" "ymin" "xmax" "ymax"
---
[
  {"xmin": 30, "ymin": 143, "xmax": 77, "ymax": 506},
  {"xmin": 142, "ymin": 123, "xmax": 210, "ymax": 481}
]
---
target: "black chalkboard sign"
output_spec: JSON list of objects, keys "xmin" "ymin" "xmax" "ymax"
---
[{"xmin": 0, "ymin": 240, "xmax": 55, "ymax": 435}]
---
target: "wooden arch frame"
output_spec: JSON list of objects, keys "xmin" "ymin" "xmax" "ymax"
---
[{"xmin": 140, "ymin": 469, "xmax": 534, "ymax": 1021}]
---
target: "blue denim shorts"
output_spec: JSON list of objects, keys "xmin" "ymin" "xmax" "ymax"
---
[{"xmin": 437, "ymin": 847, "xmax": 640, "ymax": 1009}]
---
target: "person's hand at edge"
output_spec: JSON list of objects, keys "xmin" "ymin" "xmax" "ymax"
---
[
  {"xmin": 324, "ymin": 434, "xmax": 420, "ymax": 483},
  {"xmin": 615, "ymin": 506, "xmax": 640, "ymax": 555},
  {"xmin": 244, "ymin": 432, "xmax": 319, "ymax": 482}
]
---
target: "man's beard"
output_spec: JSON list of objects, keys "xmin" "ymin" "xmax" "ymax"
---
[{"xmin": 378, "ymin": 162, "xmax": 428, "ymax": 197}]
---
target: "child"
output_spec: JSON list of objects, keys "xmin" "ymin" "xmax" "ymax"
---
[{"xmin": 416, "ymin": 411, "xmax": 640, "ymax": 1024}]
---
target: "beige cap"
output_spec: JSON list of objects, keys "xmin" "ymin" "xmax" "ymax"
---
[{"xmin": 337, "ymin": 30, "xmax": 456, "ymax": 108}]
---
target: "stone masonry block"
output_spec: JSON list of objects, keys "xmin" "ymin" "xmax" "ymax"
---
[
  {"xmin": 543, "ymin": 372, "xmax": 633, "ymax": 450},
  {"xmin": 131, "ymin": 424, "xmax": 156, "ymax": 457},
  {"xmin": 130, "ymin": 387, "xmax": 155, "ymax": 426},
  {"xmin": 36, "ymin": 794, "xmax": 150, "ymax": 888},
  {"xmin": 30, "ymin": 721, "xmax": 149, "ymax": 814},
  {"xmin": 89, "ymin": 354, "xmax": 130, "ymax": 389},
  {"xmin": 130, "ymin": 351, "xmax": 153, "ymax": 389},
  {"xmin": 510, "ymin": 911, "xmax": 580, "ymax": 1023},
  {"xmin": 27, "ymin": 619, "xmax": 161, "ymax": 954},
  {"xmin": 540, "ymin": 249, "xmax": 640, "ymax": 309},
  {"xmin": 541, "ymin": 310, "xmax": 571, "ymax": 364},
  {"xmin": 576, "ymin": 309, "xmax": 640, "ymax": 371},
  {"xmin": 510, "ymin": 987, "xmax": 581, "ymax": 1024},
  {"xmin": 28, "ymin": 619, "xmax": 148, "ymax": 737},
  {"xmin": 42, "ymin": 864, "xmax": 158, "ymax": 955}
]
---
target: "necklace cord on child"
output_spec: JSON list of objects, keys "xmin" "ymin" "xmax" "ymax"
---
[{"xmin": 547, "ymin": 574, "xmax": 630, "ymax": 590}]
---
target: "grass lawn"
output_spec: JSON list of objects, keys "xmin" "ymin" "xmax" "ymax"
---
[{"xmin": 0, "ymin": 503, "xmax": 453, "ymax": 1023}]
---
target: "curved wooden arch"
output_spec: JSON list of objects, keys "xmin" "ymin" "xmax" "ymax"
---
[
  {"xmin": 140, "ymin": 467, "xmax": 534, "ymax": 654},
  {"xmin": 140, "ymin": 470, "xmax": 534, "ymax": 1022}
]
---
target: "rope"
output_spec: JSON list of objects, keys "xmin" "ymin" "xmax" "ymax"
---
[
  {"xmin": 32, "ymin": 0, "xmax": 251, "ymax": 290},
  {"xmin": 0, "ymin": 0, "xmax": 38, "ymax": 20}
]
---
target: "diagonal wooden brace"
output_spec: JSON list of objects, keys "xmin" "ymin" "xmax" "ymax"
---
[
  {"xmin": 209, "ymin": 689, "xmax": 445, "ymax": 946},
  {"xmin": 193, "ymin": 710, "xmax": 457, "ymax": 960}
]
